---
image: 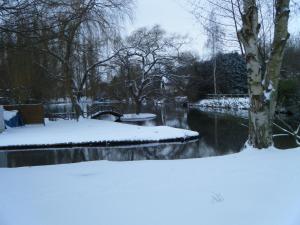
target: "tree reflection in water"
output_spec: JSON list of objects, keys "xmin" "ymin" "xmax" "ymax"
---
[{"xmin": 1, "ymin": 104, "xmax": 295, "ymax": 168}]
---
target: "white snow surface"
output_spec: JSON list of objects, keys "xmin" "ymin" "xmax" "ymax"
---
[
  {"xmin": 0, "ymin": 118, "xmax": 198, "ymax": 147},
  {"xmin": 120, "ymin": 113, "xmax": 157, "ymax": 121},
  {"xmin": 193, "ymin": 97, "xmax": 250, "ymax": 109},
  {"xmin": 3, "ymin": 110, "xmax": 18, "ymax": 121},
  {"xmin": 193, "ymin": 107, "xmax": 249, "ymax": 119},
  {"xmin": 1, "ymin": 146, "xmax": 300, "ymax": 225}
]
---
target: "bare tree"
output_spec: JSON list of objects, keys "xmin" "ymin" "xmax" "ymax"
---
[
  {"xmin": 204, "ymin": 10, "xmax": 225, "ymax": 94},
  {"xmin": 116, "ymin": 25, "xmax": 185, "ymax": 114},
  {"xmin": 0, "ymin": 0, "xmax": 133, "ymax": 116},
  {"xmin": 189, "ymin": 0, "xmax": 295, "ymax": 57},
  {"xmin": 35, "ymin": 0, "xmax": 133, "ymax": 119},
  {"xmin": 190, "ymin": 0, "xmax": 297, "ymax": 148},
  {"xmin": 273, "ymin": 117, "xmax": 300, "ymax": 146},
  {"xmin": 190, "ymin": 0, "xmax": 245, "ymax": 53},
  {"xmin": 238, "ymin": 0, "xmax": 291, "ymax": 148}
]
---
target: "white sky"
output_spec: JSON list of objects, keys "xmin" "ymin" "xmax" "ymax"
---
[
  {"xmin": 125, "ymin": 0, "xmax": 206, "ymax": 57},
  {"xmin": 125, "ymin": 0, "xmax": 300, "ymax": 58}
]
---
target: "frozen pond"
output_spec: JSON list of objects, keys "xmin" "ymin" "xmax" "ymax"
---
[{"xmin": 0, "ymin": 103, "xmax": 297, "ymax": 167}]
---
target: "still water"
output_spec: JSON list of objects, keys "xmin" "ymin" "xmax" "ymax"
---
[{"xmin": 0, "ymin": 103, "xmax": 297, "ymax": 168}]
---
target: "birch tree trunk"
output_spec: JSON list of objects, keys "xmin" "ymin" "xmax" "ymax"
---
[
  {"xmin": 63, "ymin": 41, "xmax": 82, "ymax": 120},
  {"xmin": 239, "ymin": 0, "xmax": 290, "ymax": 149},
  {"xmin": 63, "ymin": 22, "xmax": 83, "ymax": 120}
]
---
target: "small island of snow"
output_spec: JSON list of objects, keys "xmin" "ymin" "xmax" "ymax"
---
[
  {"xmin": 0, "ymin": 118, "xmax": 198, "ymax": 149},
  {"xmin": 120, "ymin": 113, "xmax": 157, "ymax": 122}
]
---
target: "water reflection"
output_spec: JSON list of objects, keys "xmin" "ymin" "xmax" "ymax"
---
[
  {"xmin": 188, "ymin": 109, "xmax": 248, "ymax": 154},
  {"xmin": 0, "ymin": 140, "xmax": 234, "ymax": 168},
  {"xmin": 0, "ymin": 104, "xmax": 252, "ymax": 167},
  {"xmin": 1, "ymin": 103, "xmax": 296, "ymax": 167}
]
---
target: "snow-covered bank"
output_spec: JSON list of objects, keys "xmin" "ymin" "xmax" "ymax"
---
[
  {"xmin": 0, "ymin": 119, "xmax": 198, "ymax": 149},
  {"xmin": 1, "ymin": 147, "xmax": 300, "ymax": 225},
  {"xmin": 192, "ymin": 107, "xmax": 249, "ymax": 119},
  {"xmin": 192, "ymin": 97, "xmax": 250, "ymax": 109},
  {"xmin": 120, "ymin": 113, "xmax": 157, "ymax": 121}
]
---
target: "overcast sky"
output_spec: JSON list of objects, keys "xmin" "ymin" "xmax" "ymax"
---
[
  {"xmin": 125, "ymin": 0, "xmax": 206, "ymax": 56},
  {"xmin": 125, "ymin": 0, "xmax": 300, "ymax": 58}
]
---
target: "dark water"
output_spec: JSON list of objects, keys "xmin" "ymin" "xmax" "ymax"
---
[{"xmin": 0, "ymin": 103, "xmax": 297, "ymax": 168}]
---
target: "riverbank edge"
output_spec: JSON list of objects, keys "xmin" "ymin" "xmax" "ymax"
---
[
  {"xmin": 0, "ymin": 134, "xmax": 199, "ymax": 151},
  {"xmin": 189, "ymin": 104, "xmax": 249, "ymax": 110}
]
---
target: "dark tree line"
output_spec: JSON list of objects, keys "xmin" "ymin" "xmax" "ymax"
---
[
  {"xmin": 184, "ymin": 52, "xmax": 247, "ymax": 102},
  {"xmin": 0, "ymin": 1, "xmax": 188, "ymax": 115},
  {"xmin": 0, "ymin": 0, "xmax": 133, "ymax": 118},
  {"xmin": 183, "ymin": 38, "xmax": 300, "ymax": 104},
  {"xmin": 1, "ymin": 1, "xmax": 299, "ymax": 120}
]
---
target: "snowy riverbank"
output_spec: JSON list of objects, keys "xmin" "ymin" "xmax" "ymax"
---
[
  {"xmin": 1, "ymin": 146, "xmax": 300, "ymax": 225},
  {"xmin": 0, "ymin": 118, "xmax": 198, "ymax": 149},
  {"xmin": 191, "ymin": 97, "xmax": 250, "ymax": 110},
  {"xmin": 192, "ymin": 107, "xmax": 249, "ymax": 119}
]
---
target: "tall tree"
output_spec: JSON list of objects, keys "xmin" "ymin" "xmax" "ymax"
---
[
  {"xmin": 0, "ymin": 0, "xmax": 133, "ymax": 119},
  {"xmin": 204, "ymin": 10, "xmax": 225, "ymax": 94},
  {"xmin": 117, "ymin": 25, "xmax": 185, "ymax": 114},
  {"xmin": 238, "ymin": 0, "xmax": 291, "ymax": 148}
]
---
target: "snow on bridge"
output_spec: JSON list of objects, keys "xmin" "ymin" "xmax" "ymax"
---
[{"xmin": 87, "ymin": 104, "xmax": 123, "ymax": 119}]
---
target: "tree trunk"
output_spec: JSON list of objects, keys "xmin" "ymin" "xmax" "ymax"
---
[
  {"xmin": 239, "ymin": 0, "xmax": 290, "ymax": 149},
  {"xmin": 230, "ymin": 0, "xmax": 244, "ymax": 56},
  {"xmin": 135, "ymin": 99, "xmax": 142, "ymax": 115},
  {"xmin": 212, "ymin": 36, "xmax": 217, "ymax": 95},
  {"xmin": 62, "ymin": 22, "xmax": 83, "ymax": 121},
  {"xmin": 63, "ymin": 60, "xmax": 82, "ymax": 120},
  {"xmin": 264, "ymin": 0, "xmax": 290, "ymax": 118},
  {"xmin": 63, "ymin": 33, "xmax": 82, "ymax": 120},
  {"xmin": 213, "ymin": 54, "xmax": 217, "ymax": 95},
  {"xmin": 248, "ymin": 97, "xmax": 272, "ymax": 148}
]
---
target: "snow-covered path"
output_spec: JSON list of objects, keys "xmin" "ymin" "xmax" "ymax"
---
[
  {"xmin": 0, "ymin": 118, "xmax": 198, "ymax": 148},
  {"xmin": 1, "ymin": 147, "xmax": 300, "ymax": 225}
]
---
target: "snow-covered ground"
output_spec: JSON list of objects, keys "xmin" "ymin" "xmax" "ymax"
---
[
  {"xmin": 1, "ymin": 146, "xmax": 300, "ymax": 225},
  {"xmin": 192, "ymin": 107, "xmax": 249, "ymax": 119},
  {"xmin": 120, "ymin": 113, "xmax": 157, "ymax": 121},
  {"xmin": 0, "ymin": 118, "xmax": 198, "ymax": 148},
  {"xmin": 192, "ymin": 97, "xmax": 250, "ymax": 109}
]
